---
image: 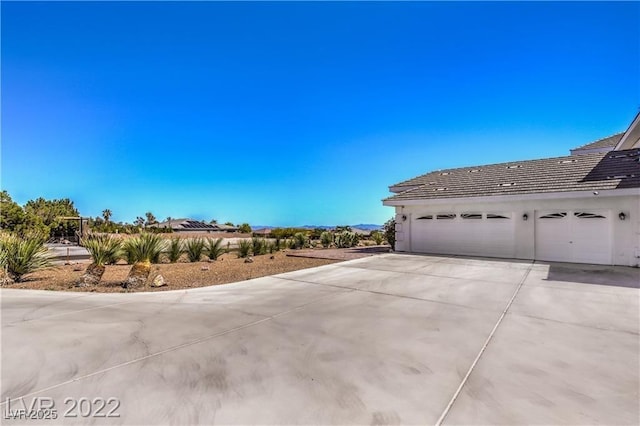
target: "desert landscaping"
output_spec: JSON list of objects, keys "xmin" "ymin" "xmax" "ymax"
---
[{"xmin": 12, "ymin": 251, "xmax": 339, "ymax": 292}]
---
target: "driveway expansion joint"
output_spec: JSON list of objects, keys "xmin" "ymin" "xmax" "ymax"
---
[{"xmin": 435, "ymin": 262, "xmax": 534, "ymax": 426}]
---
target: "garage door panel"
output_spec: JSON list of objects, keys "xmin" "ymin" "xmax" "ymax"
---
[
  {"xmin": 534, "ymin": 212, "xmax": 572, "ymax": 262},
  {"xmin": 411, "ymin": 214, "xmax": 514, "ymax": 258},
  {"xmin": 570, "ymin": 214, "xmax": 612, "ymax": 264},
  {"xmin": 535, "ymin": 210, "xmax": 611, "ymax": 265}
]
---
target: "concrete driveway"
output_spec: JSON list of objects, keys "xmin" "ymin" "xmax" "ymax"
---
[{"xmin": 1, "ymin": 254, "xmax": 638, "ymax": 425}]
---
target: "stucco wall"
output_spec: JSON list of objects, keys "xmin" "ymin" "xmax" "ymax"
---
[{"xmin": 393, "ymin": 195, "xmax": 640, "ymax": 267}]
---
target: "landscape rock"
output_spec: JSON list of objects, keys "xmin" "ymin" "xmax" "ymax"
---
[
  {"xmin": 201, "ymin": 265, "xmax": 210, "ymax": 271},
  {"xmin": 151, "ymin": 274, "xmax": 167, "ymax": 287},
  {"xmin": 244, "ymin": 257, "xmax": 254, "ymax": 263}
]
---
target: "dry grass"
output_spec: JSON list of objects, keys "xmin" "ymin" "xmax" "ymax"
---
[{"xmin": 4, "ymin": 252, "xmax": 338, "ymax": 293}]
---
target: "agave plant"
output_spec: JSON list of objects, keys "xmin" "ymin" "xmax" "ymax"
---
[
  {"xmin": 185, "ymin": 238, "xmax": 205, "ymax": 262},
  {"xmin": 206, "ymin": 238, "xmax": 225, "ymax": 260},
  {"xmin": 123, "ymin": 233, "xmax": 166, "ymax": 289},
  {"xmin": 78, "ymin": 234, "xmax": 122, "ymax": 286},
  {"xmin": 166, "ymin": 238, "xmax": 183, "ymax": 263},
  {"xmin": 0, "ymin": 233, "xmax": 53, "ymax": 284},
  {"xmin": 237, "ymin": 239, "xmax": 252, "ymax": 258}
]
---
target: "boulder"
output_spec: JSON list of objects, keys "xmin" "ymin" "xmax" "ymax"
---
[
  {"xmin": 244, "ymin": 257, "xmax": 254, "ymax": 263},
  {"xmin": 151, "ymin": 274, "xmax": 167, "ymax": 287}
]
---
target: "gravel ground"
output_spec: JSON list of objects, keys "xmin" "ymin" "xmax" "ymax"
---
[
  {"xmin": 4, "ymin": 252, "xmax": 338, "ymax": 293},
  {"xmin": 288, "ymin": 245, "xmax": 392, "ymax": 260}
]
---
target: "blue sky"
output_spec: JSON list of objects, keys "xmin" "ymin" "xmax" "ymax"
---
[{"xmin": 2, "ymin": 2, "xmax": 638, "ymax": 226}]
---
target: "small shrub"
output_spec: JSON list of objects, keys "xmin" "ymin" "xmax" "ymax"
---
[
  {"xmin": 0, "ymin": 233, "xmax": 53, "ymax": 283},
  {"xmin": 167, "ymin": 238, "xmax": 183, "ymax": 263},
  {"xmin": 371, "ymin": 230, "xmax": 384, "ymax": 245},
  {"xmin": 237, "ymin": 239, "xmax": 252, "ymax": 258},
  {"xmin": 334, "ymin": 231, "xmax": 359, "ymax": 248},
  {"xmin": 267, "ymin": 241, "xmax": 278, "ymax": 254},
  {"xmin": 206, "ymin": 238, "xmax": 225, "ymax": 260},
  {"xmin": 185, "ymin": 238, "xmax": 206, "ymax": 262},
  {"xmin": 320, "ymin": 231, "xmax": 333, "ymax": 248},
  {"xmin": 292, "ymin": 232, "xmax": 309, "ymax": 249}
]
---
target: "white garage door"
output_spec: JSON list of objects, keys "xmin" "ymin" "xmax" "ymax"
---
[
  {"xmin": 535, "ymin": 210, "xmax": 612, "ymax": 265},
  {"xmin": 411, "ymin": 213, "xmax": 515, "ymax": 258}
]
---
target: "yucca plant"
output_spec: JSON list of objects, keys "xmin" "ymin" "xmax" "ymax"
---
[
  {"xmin": 320, "ymin": 231, "xmax": 333, "ymax": 248},
  {"xmin": 78, "ymin": 234, "xmax": 122, "ymax": 286},
  {"xmin": 123, "ymin": 233, "xmax": 166, "ymax": 289},
  {"xmin": 166, "ymin": 238, "xmax": 183, "ymax": 263},
  {"xmin": 237, "ymin": 239, "xmax": 252, "ymax": 258},
  {"xmin": 206, "ymin": 238, "xmax": 225, "ymax": 260},
  {"xmin": 0, "ymin": 233, "xmax": 53, "ymax": 284},
  {"xmin": 185, "ymin": 237, "xmax": 205, "ymax": 262}
]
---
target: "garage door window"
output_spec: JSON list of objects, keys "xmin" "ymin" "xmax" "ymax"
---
[
  {"xmin": 461, "ymin": 213, "xmax": 482, "ymax": 219},
  {"xmin": 436, "ymin": 214, "xmax": 456, "ymax": 220},
  {"xmin": 539, "ymin": 212, "xmax": 567, "ymax": 219},
  {"xmin": 486, "ymin": 213, "xmax": 511, "ymax": 219},
  {"xmin": 417, "ymin": 215, "xmax": 433, "ymax": 220},
  {"xmin": 574, "ymin": 212, "xmax": 606, "ymax": 219}
]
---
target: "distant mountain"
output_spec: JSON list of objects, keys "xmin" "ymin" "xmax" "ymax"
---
[{"xmin": 351, "ymin": 224, "xmax": 382, "ymax": 231}]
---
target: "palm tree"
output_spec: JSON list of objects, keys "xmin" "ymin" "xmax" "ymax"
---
[
  {"xmin": 102, "ymin": 209, "xmax": 112, "ymax": 223},
  {"xmin": 145, "ymin": 212, "xmax": 157, "ymax": 226}
]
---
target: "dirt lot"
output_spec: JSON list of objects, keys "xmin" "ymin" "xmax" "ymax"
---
[{"xmin": 6, "ymin": 252, "xmax": 338, "ymax": 293}]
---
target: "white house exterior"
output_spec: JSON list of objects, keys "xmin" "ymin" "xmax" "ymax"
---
[{"xmin": 383, "ymin": 115, "xmax": 640, "ymax": 267}]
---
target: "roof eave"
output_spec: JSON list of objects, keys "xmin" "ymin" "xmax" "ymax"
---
[
  {"xmin": 615, "ymin": 111, "xmax": 640, "ymax": 151},
  {"xmin": 383, "ymin": 187, "xmax": 640, "ymax": 206}
]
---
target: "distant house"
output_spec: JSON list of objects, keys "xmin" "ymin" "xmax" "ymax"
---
[
  {"xmin": 253, "ymin": 228, "xmax": 272, "ymax": 236},
  {"xmin": 383, "ymin": 113, "xmax": 640, "ymax": 266},
  {"xmin": 150, "ymin": 219, "xmax": 238, "ymax": 233}
]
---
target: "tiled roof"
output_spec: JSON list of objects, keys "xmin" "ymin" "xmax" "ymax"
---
[
  {"xmin": 571, "ymin": 133, "xmax": 623, "ymax": 151},
  {"xmin": 384, "ymin": 149, "xmax": 640, "ymax": 202}
]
